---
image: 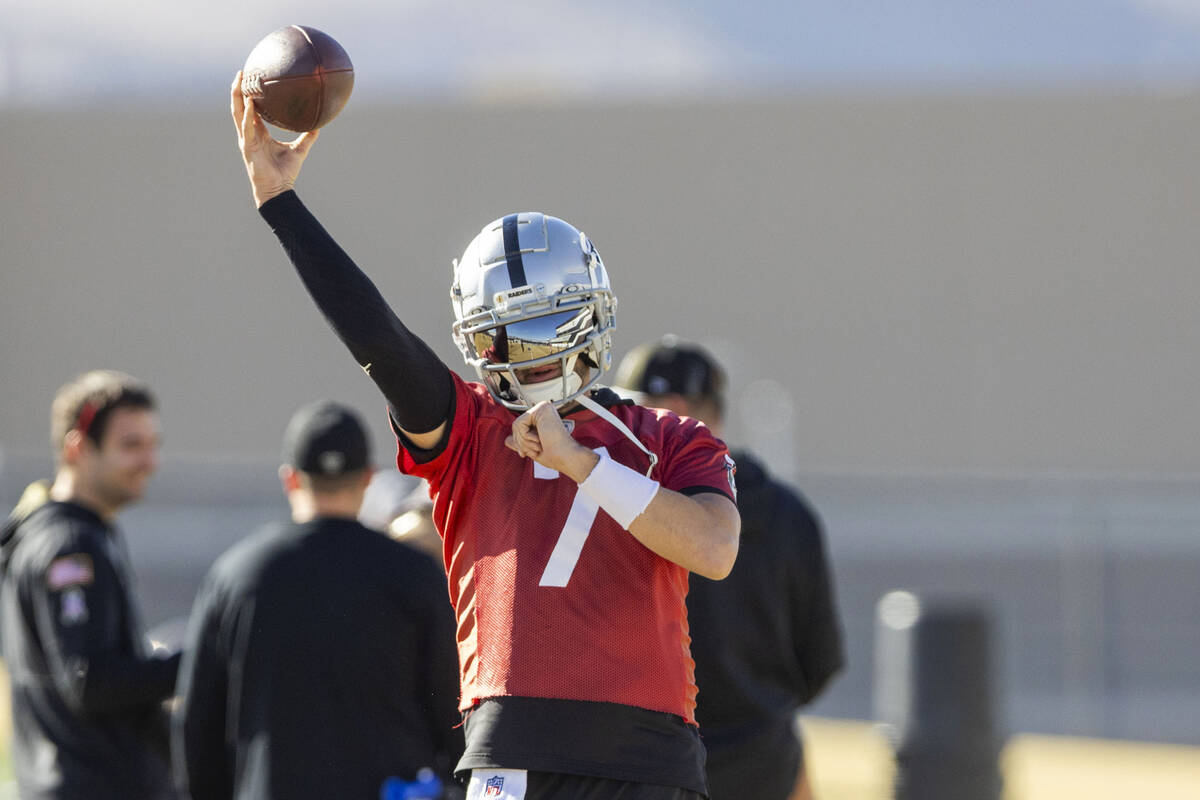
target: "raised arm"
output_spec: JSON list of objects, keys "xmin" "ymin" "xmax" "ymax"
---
[{"xmin": 230, "ymin": 73, "xmax": 450, "ymax": 449}]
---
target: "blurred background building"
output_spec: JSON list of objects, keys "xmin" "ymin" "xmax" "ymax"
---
[{"xmin": 3, "ymin": 0, "xmax": 1200, "ymax": 760}]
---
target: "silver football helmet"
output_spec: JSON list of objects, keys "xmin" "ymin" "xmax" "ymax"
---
[{"xmin": 451, "ymin": 212, "xmax": 617, "ymax": 410}]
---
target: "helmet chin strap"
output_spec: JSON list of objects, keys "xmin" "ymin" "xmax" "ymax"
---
[
  {"xmin": 508, "ymin": 357, "xmax": 659, "ymax": 478},
  {"xmin": 574, "ymin": 393, "xmax": 659, "ymax": 478}
]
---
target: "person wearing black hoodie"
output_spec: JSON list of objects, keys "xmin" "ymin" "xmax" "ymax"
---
[
  {"xmin": 171, "ymin": 401, "xmax": 464, "ymax": 800},
  {"xmin": 615, "ymin": 338, "xmax": 845, "ymax": 800},
  {"xmin": 0, "ymin": 370, "xmax": 180, "ymax": 800}
]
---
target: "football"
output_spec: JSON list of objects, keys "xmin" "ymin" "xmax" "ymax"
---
[{"xmin": 241, "ymin": 25, "xmax": 354, "ymax": 132}]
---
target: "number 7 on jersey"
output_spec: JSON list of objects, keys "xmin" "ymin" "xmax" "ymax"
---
[{"xmin": 536, "ymin": 447, "xmax": 608, "ymax": 587}]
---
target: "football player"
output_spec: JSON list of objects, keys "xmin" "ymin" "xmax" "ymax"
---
[{"xmin": 230, "ymin": 74, "xmax": 740, "ymax": 800}]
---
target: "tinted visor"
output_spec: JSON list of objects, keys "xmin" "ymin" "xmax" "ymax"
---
[{"xmin": 472, "ymin": 308, "xmax": 594, "ymax": 365}]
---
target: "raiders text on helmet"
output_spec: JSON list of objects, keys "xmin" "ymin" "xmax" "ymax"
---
[{"xmin": 450, "ymin": 212, "xmax": 617, "ymax": 410}]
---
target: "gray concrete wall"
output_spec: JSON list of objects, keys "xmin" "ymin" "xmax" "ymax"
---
[
  {"xmin": 3, "ymin": 92, "xmax": 1200, "ymax": 746},
  {"xmin": 4, "ymin": 91, "xmax": 1200, "ymax": 476}
]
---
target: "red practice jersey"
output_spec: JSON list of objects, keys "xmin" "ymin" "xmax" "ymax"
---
[{"xmin": 397, "ymin": 374, "xmax": 734, "ymax": 725}]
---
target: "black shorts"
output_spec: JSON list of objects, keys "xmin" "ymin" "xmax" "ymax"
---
[
  {"xmin": 458, "ymin": 697, "xmax": 707, "ymax": 794},
  {"xmin": 465, "ymin": 769, "xmax": 705, "ymax": 800}
]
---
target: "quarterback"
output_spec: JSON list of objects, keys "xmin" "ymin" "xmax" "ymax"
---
[{"xmin": 230, "ymin": 74, "xmax": 739, "ymax": 800}]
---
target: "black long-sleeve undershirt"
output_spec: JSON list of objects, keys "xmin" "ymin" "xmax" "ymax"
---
[{"xmin": 259, "ymin": 190, "xmax": 453, "ymax": 434}]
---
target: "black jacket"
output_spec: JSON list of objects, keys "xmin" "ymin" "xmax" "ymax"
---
[
  {"xmin": 688, "ymin": 451, "xmax": 845, "ymax": 800},
  {"xmin": 0, "ymin": 499, "xmax": 179, "ymax": 800},
  {"xmin": 172, "ymin": 517, "xmax": 463, "ymax": 800}
]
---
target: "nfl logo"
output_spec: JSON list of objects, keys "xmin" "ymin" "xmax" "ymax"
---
[{"xmin": 484, "ymin": 775, "xmax": 505, "ymax": 796}]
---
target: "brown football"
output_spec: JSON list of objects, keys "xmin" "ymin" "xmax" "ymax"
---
[{"xmin": 241, "ymin": 25, "xmax": 354, "ymax": 132}]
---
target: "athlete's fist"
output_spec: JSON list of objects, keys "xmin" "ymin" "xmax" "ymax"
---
[
  {"xmin": 506, "ymin": 402, "xmax": 548, "ymax": 460},
  {"xmin": 505, "ymin": 401, "xmax": 599, "ymax": 482}
]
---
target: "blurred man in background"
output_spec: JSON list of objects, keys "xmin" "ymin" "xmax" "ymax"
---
[
  {"xmin": 616, "ymin": 338, "xmax": 845, "ymax": 800},
  {"xmin": 0, "ymin": 369, "xmax": 180, "ymax": 799},
  {"xmin": 172, "ymin": 401, "xmax": 463, "ymax": 800}
]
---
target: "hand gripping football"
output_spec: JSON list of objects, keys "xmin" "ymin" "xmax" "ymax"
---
[{"xmin": 241, "ymin": 25, "xmax": 354, "ymax": 132}]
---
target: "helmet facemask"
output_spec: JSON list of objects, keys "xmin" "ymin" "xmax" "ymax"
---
[{"xmin": 451, "ymin": 213, "xmax": 617, "ymax": 411}]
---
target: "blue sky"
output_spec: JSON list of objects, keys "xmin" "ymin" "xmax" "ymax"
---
[{"xmin": 5, "ymin": 1, "xmax": 1200, "ymax": 106}]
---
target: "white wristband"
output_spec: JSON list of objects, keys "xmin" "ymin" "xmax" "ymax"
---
[{"xmin": 577, "ymin": 452, "xmax": 660, "ymax": 530}]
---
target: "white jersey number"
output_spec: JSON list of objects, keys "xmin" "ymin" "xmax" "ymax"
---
[{"xmin": 535, "ymin": 446, "xmax": 608, "ymax": 587}]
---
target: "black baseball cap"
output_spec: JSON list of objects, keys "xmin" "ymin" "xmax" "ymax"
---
[
  {"xmin": 281, "ymin": 401, "xmax": 370, "ymax": 476},
  {"xmin": 613, "ymin": 335, "xmax": 726, "ymax": 406}
]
